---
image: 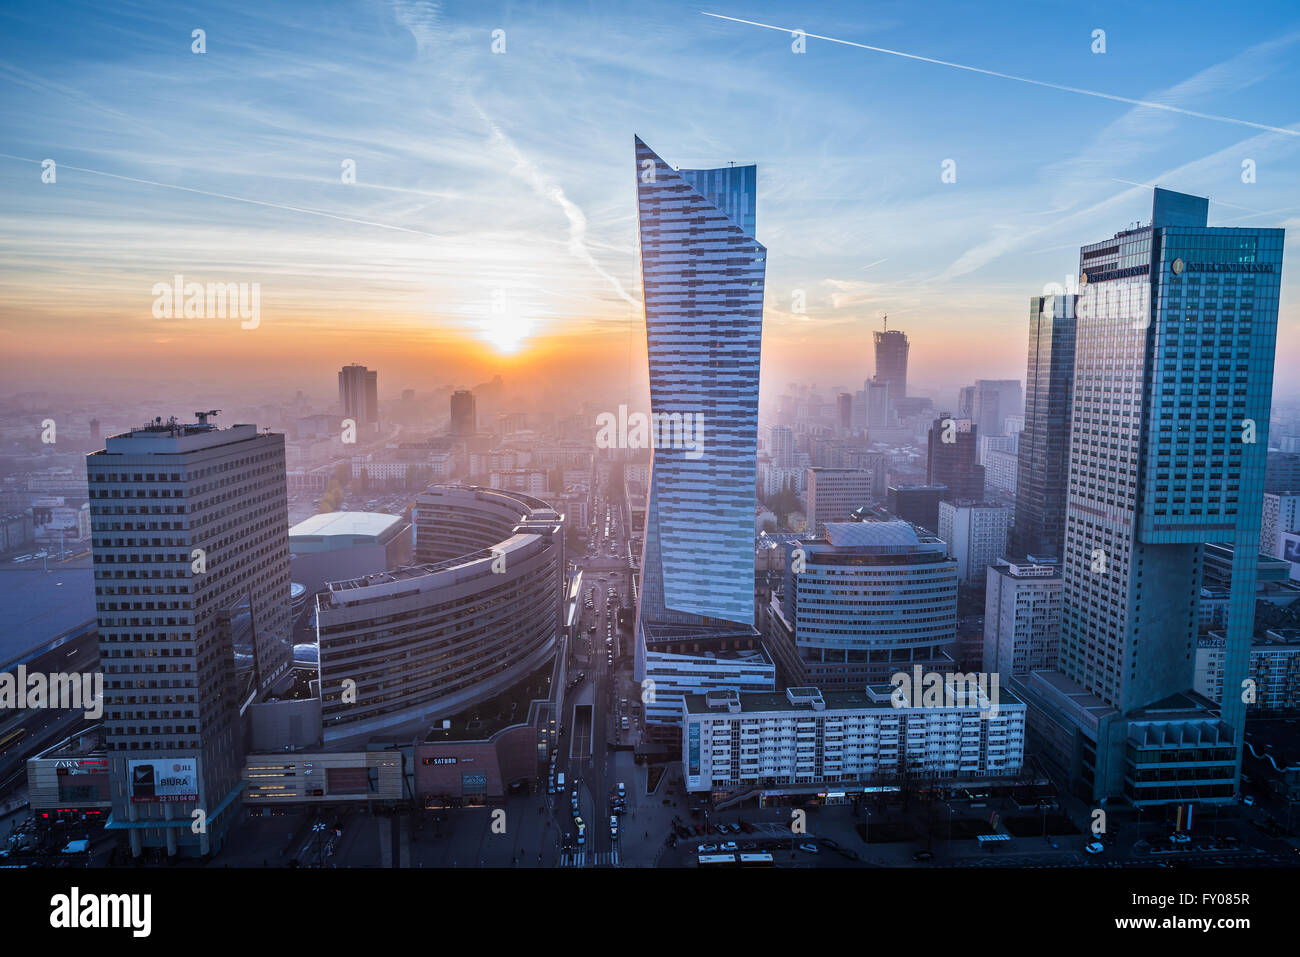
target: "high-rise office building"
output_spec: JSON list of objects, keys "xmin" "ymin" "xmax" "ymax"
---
[
  {"xmin": 767, "ymin": 424, "xmax": 796, "ymax": 468},
  {"xmin": 768, "ymin": 522, "xmax": 958, "ymax": 688},
  {"xmin": 633, "ymin": 136, "xmax": 764, "ymax": 630},
  {"xmin": 87, "ymin": 414, "xmax": 292, "ymax": 857},
  {"xmin": 450, "ymin": 389, "xmax": 476, "ymax": 436},
  {"xmin": 1012, "ymin": 295, "xmax": 1077, "ymax": 561},
  {"xmin": 1020, "ymin": 188, "xmax": 1283, "ymax": 806},
  {"xmin": 338, "ymin": 363, "xmax": 378, "ymax": 426},
  {"xmin": 632, "ymin": 136, "xmax": 769, "ymax": 740},
  {"xmin": 873, "ymin": 324, "xmax": 908, "ymax": 400},
  {"xmin": 863, "ymin": 379, "xmax": 892, "ymax": 429},
  {"xmin": 926, "ymin": 416, "xmax": 984, "ymax": 500}
]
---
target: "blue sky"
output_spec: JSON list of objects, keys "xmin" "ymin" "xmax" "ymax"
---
[{"xmin": 1, "ymin": 0, "xmax": 1297, "ymax": 400}]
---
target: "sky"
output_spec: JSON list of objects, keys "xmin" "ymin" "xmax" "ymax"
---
[{"xmin": 1, "ymin": 0, "xmax": 1298, "ymax": 407}]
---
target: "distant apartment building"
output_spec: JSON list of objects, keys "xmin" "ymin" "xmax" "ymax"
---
[
  {"xmin": 682, "ymin": 685, "xmax": 1024, "ymax": 795},
  {"xmin": 983, "ymin": 560, "xmax": 1062, "ymax": 676},
  {"xmin": 450, "ymin": 390, "xmax": 477, "ymax": 436},
  {"xmin": 805, "ymin": 467, "xmax": 875, "ymax": 535},
  {"xmin": 490, "ymin": 467, "xmax": 549, "ymax": 496},
  {"xmin": 938, "ymin": 500, "xmax": 1010, "ymax": 586},
  {"xmin": 926, "ymin": 417, "xmax": 984, "ymax": 501},
  {"xmin": 983, "ymin": 449, "xmax": 1019, "ymax": 497},
  {"xmin": 87, "ymin": 415, "xmax": 292, "ymax": 858},
  {"xmin": 338, "ymin": 363, "xmax": 379, "ymax": 427},
  {"xmin": 1261, "ymin": 492, "xmax": 1300, "ymax": 560}
]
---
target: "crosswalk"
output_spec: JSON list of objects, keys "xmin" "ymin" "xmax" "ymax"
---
[{"xmin": 558, "ymin": 848, "xmax": 621, "ymax": 867}]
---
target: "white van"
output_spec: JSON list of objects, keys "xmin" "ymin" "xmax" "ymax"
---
[{"xmin": 556, "ymin": 772, "xmax": 566, "ymax": 789}]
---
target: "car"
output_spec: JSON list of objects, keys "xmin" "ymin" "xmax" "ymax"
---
[
  {"xmin": 617, "ymin": 782, "xmax": 626, "ymax": 798},
  {"xmin": 576, "ymin": 830, "xmax": 585, "ymax": 846},
  {"xmin": 573, "ymin": 816, "xmax": 583, "ymax": 828},
  {"xmin": 610, "ymin": 815, "xmax": 619, "ymax": 829},
  {"xmin": 912, "ymin": 850, "xmax": 933, "ymax": 862},
  {"xmin": 720, "ymin": 841, "xmax": 737, "ymax": 852},
  {"xmin": 798, "ymin": 842, "xmax": 819, "ymax": 854},
  {"xmin": 818, "ymin": 837, "xmax": 839, "ymax": 849},
  {"xmin": 697, "ymin": 843, "xmax": 717, "ymax": 853},
  {"xmin": 547, "ymin": 781, "xmax": 555, "ymax": 795},
  {"xmin": 1243, "ymin": 795, "xmax": 1255, "ymax": 807},
  {"xmin": 1170, "ymin": 832, "xmax": 1191, "ymax": 844},
  {"xmin": 1084, "ymin": 841, "xmax": 1104, "ymax": 854}
]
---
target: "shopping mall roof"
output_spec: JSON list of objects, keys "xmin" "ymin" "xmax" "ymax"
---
[{"xmin": 288, "ymin": 511, "xmax": 405, "ymax": 550}]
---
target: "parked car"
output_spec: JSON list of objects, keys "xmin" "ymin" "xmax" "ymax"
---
[
  {"xmin": 697, "ymin": 843, "xmax": 718, "ymax": 853},
  {"xmin": 798, "ymin": 842, "xmax": 819, "ymax": 854},
  {"xmin": 912, "ymin": 850, "xmax": 933, "ymax": 862},
  {"xmin": 1084, "ymin": 841, "xmax": 1104, "ymax": 854}
]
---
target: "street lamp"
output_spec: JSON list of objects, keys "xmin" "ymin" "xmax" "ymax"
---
[{"xmin": 311, "ymin": 821, "xmax": 326, "ymax": 867}]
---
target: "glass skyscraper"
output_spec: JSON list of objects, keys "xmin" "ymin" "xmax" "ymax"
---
[
  {"xmin": 633, "ymin": 136, "xmax": 765, "ymax": 630},
  {"xmin": 1012, "ymin": 294, "xmax": 1076, "ymax": 561},
  {"xmin": 1032, "ymin": 188, "xmax": 1283, "ymax": 805}
]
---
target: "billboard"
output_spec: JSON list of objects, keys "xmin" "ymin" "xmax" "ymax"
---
[
  {"xmin": 326, "ymin": 766, "xmax": 370, "ymax": 795},
  {"xmin": 128, "ymin": 757, "xmax": 198, "ymax": 803}
]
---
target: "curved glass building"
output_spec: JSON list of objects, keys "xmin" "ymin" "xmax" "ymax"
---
[{"xmin": 316, "ymin": 485, "xmax": 564, "ymax": 743}]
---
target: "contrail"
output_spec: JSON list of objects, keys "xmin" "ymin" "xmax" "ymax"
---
[
  {"xmin": 702, "ymin": 13, "xmax": 1300, "ymax": 137},
  {"xmin": 0, "ymin": 152, "xmax": 448, "ymax": 238}
]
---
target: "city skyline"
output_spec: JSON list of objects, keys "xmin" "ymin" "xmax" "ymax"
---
[
  {"xmin": 3, "ymin": 0, "xmax": 1300, "ymax": 912},
  {"xmin": 3, "ymin": 0, "xmax": 1299, "ymax": 400}
]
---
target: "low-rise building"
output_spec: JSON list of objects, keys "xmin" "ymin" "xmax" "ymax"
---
[{"xmin": 681, "ymin": 685, "xmax": 1025, "ymax": 796}]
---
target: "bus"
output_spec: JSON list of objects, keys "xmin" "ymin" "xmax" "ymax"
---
[
  {"xmin": 738, "ymin": 852, "xmax": 774, "ymax": 867},
  {"xmin": 696, "ymin": 853, "xmax": 737, "ymax": 868}
]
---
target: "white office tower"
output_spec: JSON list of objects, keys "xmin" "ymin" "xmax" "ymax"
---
[
  {"xmin": 937, "ymin": 500, "xmax": 1010, "ymax": 585},
  {"xmin": 983, "ymin": 560, "xmax": 1062, "ymax": 676},
  {"xmin": 87, "ymin": 414, "xmax": 291, "ymax": 858}
]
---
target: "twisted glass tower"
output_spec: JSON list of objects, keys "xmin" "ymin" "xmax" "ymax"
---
[{"xmin": 633, "ymin": 136, "xmax": 766, "ymax": 631}]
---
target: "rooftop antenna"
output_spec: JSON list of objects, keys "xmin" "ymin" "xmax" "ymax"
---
[{"xmin": 194, "ymin": 409, "xmax": 221, "ymax": 426}]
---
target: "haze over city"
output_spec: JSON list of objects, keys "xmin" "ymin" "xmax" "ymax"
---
[{"xmin": 1, "ymin": 0, "xmax": 1299, "ymax": 937}]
